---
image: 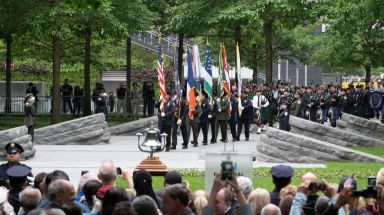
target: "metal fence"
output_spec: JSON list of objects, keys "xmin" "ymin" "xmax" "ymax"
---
[{"xmin": 0, "ymin": 96, "xmax": 157, "ymax": 117}]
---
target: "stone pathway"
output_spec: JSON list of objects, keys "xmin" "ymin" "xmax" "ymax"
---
[{"xmin": 23, "ymin": 128, "xmax": 325, "ymax": 183}]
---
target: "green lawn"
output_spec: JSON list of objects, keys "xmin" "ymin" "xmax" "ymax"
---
[
  {"xmin": 151, "ymin": 162, "xmax": 383, "ymax": 192},
  {"xmin": 350, "ymin": 146, "xmax": 384, "ymax": 158},
  {"xmin": 0, "ymin": 114, "xmax": 137, "ymax": 131}
]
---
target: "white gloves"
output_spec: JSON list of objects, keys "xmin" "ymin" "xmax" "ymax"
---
[
  {"xmin": 177, "ymin": 119, "xmax": 182, "ymax": 125},
  {"xmin": 218, "ymin": 109, "xmax": 221, "ymax": 112},
  {"xmin": 161, "ymin": 112, "xmax": 165, "ymax": 117},
  {"xmin": 239, "ymin": 106, "xmax": 244, "ymax": 110},
  {"xmin": 208, "ymin": 115, "xmax": 212, "ymax": 119}
]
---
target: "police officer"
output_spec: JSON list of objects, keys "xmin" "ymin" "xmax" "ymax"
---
[
  {"xmin": 159, "ymin": 94, "xmax": 176, "ymax": 151},
  {"xmin": 270, "ymin": 165, "xmax": 294, "ymax": 206},
  {"xmin": 25, "ymin": 94, "xmax": 36, "ymax": 142},
  {"xmin": 236, "ymin": 91, "xmax": 253, "ymax": 141},
  {"xmin": 187, "ymin": 96, "xmax": 202, "ymax": 147},
  {"xmin": 198, "ymin": 94, "xmax": 211, "ymax": 145},
  {"xmin": 7, "ymin": 165, "xmax": 31, "ymax": 214},
  {"xmin": 290, "ymin": 93, "xmax": 302, "ymax": 117},
  {"xmin": 215, "ymin": 93, "xmax": 230, "ymax": 143},
  {"xmin": 209, "ymin": 96, "xmax": 218, "ymax": 144},
  {"xmin": 95, "ymin": 90, "xmax": 109, "ymax": 120},
  {"xmin": 279, "ymin": 101, "xmax": 291, "ymax": 132},
  {"xmin": 172, "ymin": 96, "xmax": 189, "ymax": 150},
  {"xmin": 0, "ymin": 143, "xmax": 33, "ymax": 188},
  {"xmin": 229, "ymin": 89, "xmax": 238, "ymax": 142}
]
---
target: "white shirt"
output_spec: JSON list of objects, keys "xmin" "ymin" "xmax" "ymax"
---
[{"xmin": 252, "ymin": 95, "xmax": 269, "ymax": 109}]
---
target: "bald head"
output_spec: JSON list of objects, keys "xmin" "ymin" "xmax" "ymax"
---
[
  {"xmin": 261, "ymin": 204, "xmax": 281, "ymax": 215},
  {"xmin": 98, "ymin": 160, "xmax": 117, "ymax": 184},
  {"xmin": 19, "ymin": 187, "xmax": 41, "ymax": 213},
  {"xmin": 301, "ymin": 172, "xmax": 317, "ymax": 183}
]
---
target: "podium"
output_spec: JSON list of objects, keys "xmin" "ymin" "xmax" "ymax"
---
[{"xmin": 204, "ymin": 151, "xmax": 254, "ymax": 192}]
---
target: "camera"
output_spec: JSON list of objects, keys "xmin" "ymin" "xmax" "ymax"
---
[
  {"xmin": 221, "ymin": 161, "xmax": 233, "ymax": 180},
  {"xmin": 116, "ymin": 167, "xmax": 122, "ymax": 175},
  {"xmin": 308, "ymin": 181, "xmax": 325, "ymax": 191},
  {"xmin": 353, "ymin": 176, "xmax": 378, "ymax": 198}
]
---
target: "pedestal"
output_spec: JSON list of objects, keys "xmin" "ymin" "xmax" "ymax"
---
[
  {"xmin": 134, "ymin": 156, "xmax": 168, "ymax": 176},
  {"xmin": 204, "ymin": 151, "xmax": 254, "ymax": 192}
]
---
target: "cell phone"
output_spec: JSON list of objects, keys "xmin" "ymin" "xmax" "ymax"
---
[
  {"xmin": 221, "ymin": 161, "xmax": 233, "ymax": 180},
  {"xmin": 116, "ymin": 167, "xmax": 122, "ymax": 175},
  {"xmin": 81, "ymin": 170, "xmax": 89, "ymax": 176},
  {"xmin": 308, "ymin": 181, "xmax": 325, "ymax": 191}
]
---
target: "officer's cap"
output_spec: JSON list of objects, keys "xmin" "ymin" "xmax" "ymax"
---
[
  {"xmin": 5, "ymin": 142, "xmax": 24, "ymax": 154},
  {"xmin": 270, "ymin": 165, "xmax": 294, "ymax": 178},
  {"xmin": 6, "ymin": 165, "xmax": 30, "ymax": 185},
  {"xmin": 25, "ymin": 93, "xmax": 33, "ymax": 99}
]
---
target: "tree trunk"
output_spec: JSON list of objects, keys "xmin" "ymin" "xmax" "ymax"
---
[
  {"xmin": 264, "ymin": 4, "xmax": 273, "ymax": 86},
  {"xmin": 364, "ymin": 65, "xmax": 371, "ymax": 85},
  {"xmin": 265, "ymin": 21, "xmax": 273, "ymax": 86},
  {"xmin": 51, "ymin": 35, "xmax": 61, "ymax": 124},
  {"xmin": 51, "ymin": 0, "xmax": 61, "ymax": 124},
  {"xmin": 177, "ymin": 33, "xmax": 184, "ymax": 84},
  {"xmin": 252, "ymin": 44, "xmax": 258, "ymax": 84},
  {"xmin": 5, "ymin": 34, "xmax": 12, "ymax": 114},
  {"xmin": 83, "ymin": 29, "xmax": 92, "ymax": 116},
  {"xmin": 126, "ymin": 36, "xmax": 132, "ymax": 114}
]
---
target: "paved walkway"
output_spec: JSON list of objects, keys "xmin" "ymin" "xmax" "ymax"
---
[{"xmin": 23, "ymin": 128, "xmax": 325, "ymax": 183}]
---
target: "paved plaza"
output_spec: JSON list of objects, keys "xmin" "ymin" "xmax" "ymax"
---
[{"xmin": 21, "ymin": 128, "xmax": 325, "ymax": 183}]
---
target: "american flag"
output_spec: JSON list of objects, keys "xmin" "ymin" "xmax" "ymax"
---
[{"xmin": 157, "ymin": 45, "xmax": 166, "ymax": 99}]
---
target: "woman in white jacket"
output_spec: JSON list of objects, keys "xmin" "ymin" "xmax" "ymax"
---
[{"xmin": 252, "ymin": 89, "xmax": 270, "ymax": 134}]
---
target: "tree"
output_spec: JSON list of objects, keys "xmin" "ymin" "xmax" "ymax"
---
[
  {"xmin": 71, "ymin": 0, "xmax": 127, "ymax": 116},
  {"xmin": 312, "ymin": 0, "xmax": 384, "ymax": 84},
  {"xmin": 0, "ymin": 0, "xmax": 35, "ymax": 113}
]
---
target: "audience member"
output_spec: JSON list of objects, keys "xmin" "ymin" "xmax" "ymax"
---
[
  {"xmin": 19, "ymin": 187, "xmax": 41, "ymax": 215},
  {"xmin": 132, "ymin": 195, "xmax": 159, "ymax": 215},
  {"xmin": 270, "ymin": 165, "xmax": 294, "ymax": 206},
  {"xmin": 279, "ymin": 195, "xmax": 293, "ymax": 215},
  {"xmin": 111, "ymin": 202, "xmax": 137, "ymax": 215},
  {"xmin": 61, "ymin": 203, "xmax": 82, "ymax": 215},
  {"xmin": 82, "ymin": 180, "xmax": 103, "ymax": 212},
  {"xmin": 133, "ymin": 170, "xmax": 160, "ymax": 207},
  {"xmin": 261, "ymin": 204, "xmax": 281, "ymax": 215},
  {"xmin": 162, "ymin": 184, "xmax": 195, "ymax": 215},
  {"xmin": 6, "ymin": 165, "xmax": 31, "ymax": 214},
  {"xmin": 101, "ymin": 187, "xmax": 129, "ymax": 215},
  {"xmin": 155, "ymin": 171, "xmax": 183, "ymax": 208},
  {"xmin": 237, "ymin": 176, "xmax": 253, "ymax": 199},
  {"xmin": 248, "ymin": 188, "xmax": 270, "ymax": 215}
]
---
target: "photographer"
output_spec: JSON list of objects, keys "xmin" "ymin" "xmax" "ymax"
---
[{"xmin": 202, "ymin": 170, "xmax": 253, "ymax": 215}]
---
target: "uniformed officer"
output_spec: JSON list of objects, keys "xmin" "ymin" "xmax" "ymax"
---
[
  {"xmin": 209, "ymin": 97, "xmax": 218, "ymax": 144},
  {"xmin": 198, "ymin": 94, "xmax": 211, "ymax": 145},
  {"xmin": 187, "ymin": 96, "xmax": 202, "ymax": 147},
  {"xmin": 7, "ymin": 165, "xmax": 31, "ymax": 214},
  {"xmin": 95, "ymin": 90, "xmax": 109, "ymax": 120},
  {"xmin": 236, "ymin": 91, "xmax": 253, "ymax": 141},
  {"xmin": 290, "ymin": 92, "xmax": 302, "ymax": 117},
  {"xmin": 0, "ymin": 142, "xmax": 33, "ymax": 188},
  {"xmin": 215, "ymin": 93, "xmax": 230, "ymax": 143},
  {"xmin": 279, "ymin": 101, "xmax": 291, "ymax": 132},
  {"xmin": 270, "ymin": 165, "xmax": 294, "ymax": 206},
  {"xmin": 172, "ymin": 96, "xmax": 189, "ymax": 150},
  {"xmin": 229, "ymin": 90, "xmax": 238, "ymax": 142},
  {"xmin": 24, "ymin": 94, "xmax": 36, "ymax": 142},
  {"xmin": 159, "ymin": 94, "xmax": 176, "ymax": 151}
]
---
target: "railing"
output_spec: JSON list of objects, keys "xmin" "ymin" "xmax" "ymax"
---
[{"xmin": 0, "ymin": 96, "xmax": 158, "ymax": 118}]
